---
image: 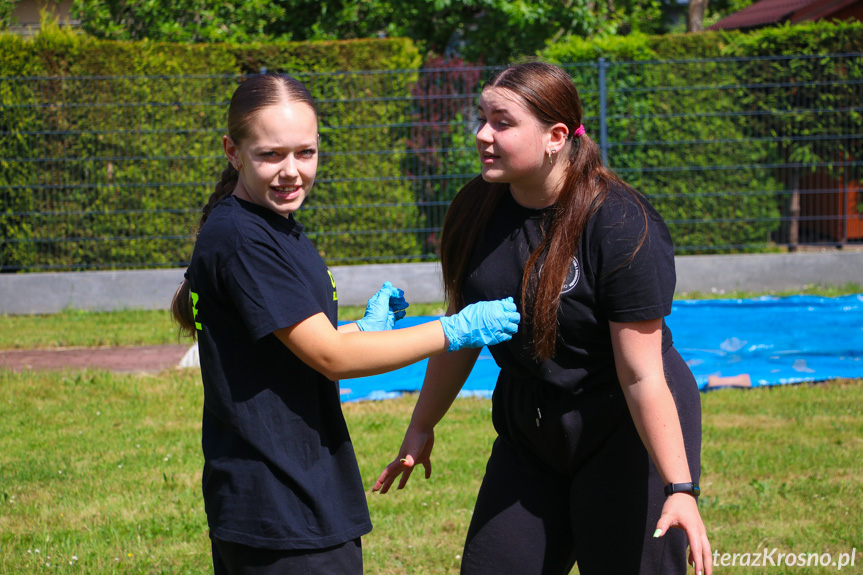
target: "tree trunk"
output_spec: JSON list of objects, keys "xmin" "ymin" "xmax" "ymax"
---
[
  {"xmin": 789, "ymin": 182, "xmax": 800, "ymax": 252},
  {"xmin": 687, "ymin": 0, "xmax": 708, "ymax": 32}
]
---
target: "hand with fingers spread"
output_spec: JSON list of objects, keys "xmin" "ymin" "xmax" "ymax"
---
[
  {"xmin": 653, "ymin": 493, "xmax": 713, "ymax": 575},
  {"xmin": 373, "ymin": 426, "xmax": 435, "ymax": 494},
  {"xmin": 355, "ymin": 281, "xmax": 409, "ymax": 332},
  {"xmin": 439, "ymin": 297, "xmax": 520, "ymax": 352}
]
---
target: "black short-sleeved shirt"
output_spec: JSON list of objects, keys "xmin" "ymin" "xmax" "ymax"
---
[
  {"xmin": 185, "ymin": 195, "xmax": 371, "ymax": 550},
  {"xmin": 462, "ymin": 185, "xmax": 677, "ymax": 395}
]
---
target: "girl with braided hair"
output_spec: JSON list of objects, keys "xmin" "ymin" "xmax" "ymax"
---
[{"xmin": 171, "ymin": 73, "xmax": 519, "ymax": 574}]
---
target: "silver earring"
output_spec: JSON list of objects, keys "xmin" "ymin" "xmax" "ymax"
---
[{"xmin": 548, "ymin": 149, "xmax": 557, "ymax": 165}]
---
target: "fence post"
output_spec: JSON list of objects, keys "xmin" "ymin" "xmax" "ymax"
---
[{"xmin": 597, "ymin": 57, "xmax": 609, "ymax": 167}]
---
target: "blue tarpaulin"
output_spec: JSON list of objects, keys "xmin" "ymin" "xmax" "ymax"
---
[{"xmin": 338, "ymin": 294, "xmax": 863, "ymax": 402}]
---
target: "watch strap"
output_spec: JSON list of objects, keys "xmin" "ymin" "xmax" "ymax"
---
[{"xmin": 664, "ymin": 482, "xmax": 700, "ymax": 497}]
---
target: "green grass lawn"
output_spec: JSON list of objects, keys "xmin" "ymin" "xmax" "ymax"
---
[{"xmin": 1, "ymin": 368, "xmax": 860, "ymax": 574}]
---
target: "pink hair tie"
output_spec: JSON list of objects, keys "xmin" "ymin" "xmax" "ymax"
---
[{"xmin": 574, "ymin": 124, "xmax": 586, "ymax": 138}]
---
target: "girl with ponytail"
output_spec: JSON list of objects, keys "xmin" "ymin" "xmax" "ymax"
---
[
  {"xmin": 171, "ymin": 73, "xmax": 519, "ymax": 574},
  {"xmin": 375, "ymin": 61, "xmax": 712, "ymax": 575}
]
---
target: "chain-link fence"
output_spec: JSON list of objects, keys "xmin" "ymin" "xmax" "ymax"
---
[{"xmin": 2, "ymin": 54, "xmax": 861, "ymax": 272}]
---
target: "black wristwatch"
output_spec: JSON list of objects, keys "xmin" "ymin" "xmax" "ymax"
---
[{"xmin": 664, "ymin": 482, "xmax": 700, "ymax": 497}]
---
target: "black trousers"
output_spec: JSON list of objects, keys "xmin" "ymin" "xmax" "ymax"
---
[
  {"xmin": 212, "ymin": 537, "xmax": 362, "ymax": 575},
  {"xmin": 461, "ymin": 347, "xmax": 702, "ymax": 575}
]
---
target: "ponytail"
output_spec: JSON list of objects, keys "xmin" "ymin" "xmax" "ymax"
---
[
  {"xmin": 520, "ymin": 132, "xmax": 616, "ymax": 359},
  {"xmin": 171, "ymin": 279, "xmax": 197, "ymax": 341},
  {"xmin": 199, "ymin": 163, "xmax": 238, "ymax": 234},
  {"xmin": 170, "ymin": 163, "xmax": 238, "ymax": 340}
]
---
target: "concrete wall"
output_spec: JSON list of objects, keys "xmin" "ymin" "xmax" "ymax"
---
[{"xmin": 2, "ymin": 252, "xmax": 862, "ymax": 315}]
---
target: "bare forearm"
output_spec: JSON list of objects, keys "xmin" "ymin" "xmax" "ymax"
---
[
  {"xmin": 621, "ymin": 377, "xmax": 692, "ymax": 485},
  {"xmin": 610, "ymin": 319, "xmax": 692, "ymax": 485},
  {"xmin": 278, "ymin": 317, "xmax": 448, "ymax": 380},
  {"xmin": 338, "ymin": 322, "xmax": 360, "ymax": 334},
  {"xmin": 408, "ymin": 348, "xmax": 481, "ymax": 431},
  {"xmin": 332, "ymin": 322, "xmax": 450, "ymax": 379}
]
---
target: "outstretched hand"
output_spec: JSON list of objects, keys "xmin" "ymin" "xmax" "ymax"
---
[
  {"xmin": 356, "ymin": 281, "xmax": 409, "ymax": 332},
  {"xmin": 439, "ymin": 297, "xmax": 520, "ymax": 352},
  {"xmin": 654, "ymin": 494, "xmax": 713, "ymax": 575},
  {"xmin": 373, "ymin": 426, "xmax": 435, "ymax": 494}
]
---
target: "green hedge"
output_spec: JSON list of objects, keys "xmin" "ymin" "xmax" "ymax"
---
[
  {"xmin": 2, "ymin": 20, "xmax": 861, "ymax": 269},
  {"xmin": 543, "ymin": 21, "xmax": 863, "ymax": 252},
  {"xmin": 0, "ymin": 23, "xmax": 421, "ymax": 270}
]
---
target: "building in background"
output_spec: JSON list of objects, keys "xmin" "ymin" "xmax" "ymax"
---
[
  {"xmin": 709, "ymin": 0, "xmax": 862, "ymax": 30},
  {"xmin": 8, "ymin": 0, "xmax": 76, "ymax": 36}
]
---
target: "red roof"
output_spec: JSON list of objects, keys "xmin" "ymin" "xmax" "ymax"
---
[
  {"xmin": 708, "ymin": 0, "xmax": 860, "ymax": 30},
  {"xmin": 790, "ymin": 0, "xmax": 861, "ymax": 22}
]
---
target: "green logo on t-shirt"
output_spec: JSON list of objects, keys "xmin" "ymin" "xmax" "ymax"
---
[
  {"xmin": 327, "ymin": 270, "xmax": 338, "ymax": 301},
  {"xmin": 190, "ymin": 290, "xmax": 202, "ymax": 330}
]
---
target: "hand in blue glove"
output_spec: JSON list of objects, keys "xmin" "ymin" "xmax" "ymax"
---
[
  {"xmin": 356, "ymin": 282, "xmax": 410, "ymax": 332},
  {"xmin": 439, "ymin": 297, "xmax": 520, "ymax": 352},
  {"xmin": 389, "ymin": 285, "xmax": 408, "ymax": 322}
]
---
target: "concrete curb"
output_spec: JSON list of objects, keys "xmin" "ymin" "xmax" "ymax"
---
[
  {"xmin": 673, "ymin": 251, "xmax": 863, "ymax": 294},
  {"xmin": 1, "ymin": 253, "xmax": 862, "ymax": 315}
]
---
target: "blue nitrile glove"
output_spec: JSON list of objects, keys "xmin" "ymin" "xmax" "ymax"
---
[
  {"xmin": 389, "ymin": 285, "xmax": 408, "ymax": 322},
  {"xmin": 439, "ymin": 297, "xmax": 520, "ymax": 352},
  {"xmin": 356, "ymin": 282, "xmax": 409, "ymax": 332}
]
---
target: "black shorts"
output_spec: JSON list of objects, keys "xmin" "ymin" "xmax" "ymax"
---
[
  {"xmin": 461, "ymin": 346, "xmax": 701, "ymax": 575},
  {"xmin": 212, "ymin": 537, "xmax": 362, "ymax": 575}
]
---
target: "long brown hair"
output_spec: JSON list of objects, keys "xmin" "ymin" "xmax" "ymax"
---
[
  {"xmin": 171, "ymin": 74, "xmax": 318, "ymax": 340},
  {"xmin": 441, "ymin": 60, "xmax": 633, "ymax": 360}
]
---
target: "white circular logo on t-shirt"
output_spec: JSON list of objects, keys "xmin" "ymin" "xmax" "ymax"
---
[{"xmin": 561, "ymin": 257, "xmax": 580, "ymax": 294}]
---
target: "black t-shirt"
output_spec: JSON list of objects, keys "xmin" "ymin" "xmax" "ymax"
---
[
  {"xmin": 462, "ymin": 185, "xmax": 677, "ymax": 395},
  {"xmin": 186, "ymin": 195, "xmax": 371, "ymax": 550}
]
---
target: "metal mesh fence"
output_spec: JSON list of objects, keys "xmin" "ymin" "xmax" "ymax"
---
[{"xmin": 1, "ymin": 54, "xmax": 861, "ymax": 272}]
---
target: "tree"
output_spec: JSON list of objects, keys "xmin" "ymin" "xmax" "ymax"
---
[
  {"xmin": 71, "ymin": 0, "xmax": 283, "ymax": 43},
  {"xmin": 0, "ymin": 0, "xmax": 16, "ymax": 30},
  {"xmin": 264, "ymin": 0, "xmax": 600, "ymax": 64},
  {"xmin": 68, "ymin": 0, "xmax": 604, "ymax": 62},
  {"xmin": 688, "ymin": 0, "xmax": 708, "ymax": 32},
  {"xmin": 67, "ymin": 0, "xmax": 761, "ymax": 57}
]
